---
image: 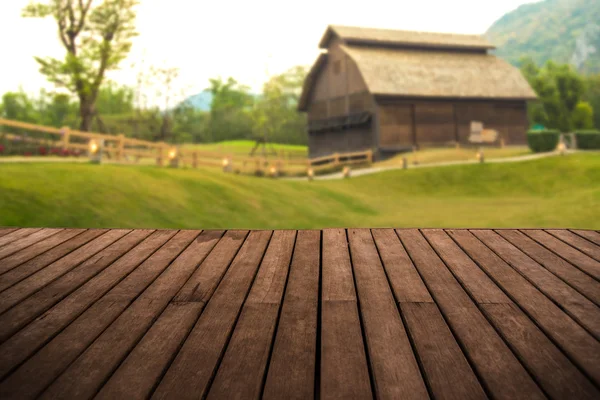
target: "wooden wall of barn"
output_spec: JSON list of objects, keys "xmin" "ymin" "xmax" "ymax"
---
[
  {"xmin": 308, "ymin": 126, "xmax": 374, "ymax": 158},
  {"xmin": 307, "ymin": 37, "xmax": 372, "ymax": 121},
  {"xmin": 374, "ymin": 99, "xmax": 529, "ymax": 149}
]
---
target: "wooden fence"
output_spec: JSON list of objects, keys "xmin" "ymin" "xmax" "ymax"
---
[{"xmin": 0, "ymin": 118, "xmax": 373, "ymax": 176}]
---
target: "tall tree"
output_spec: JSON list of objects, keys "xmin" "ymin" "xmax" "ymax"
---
[
  {"xmin": 207, "ymin": 77, "xmax": 254, "ymax": 142},
  {"xmin": 520, "ymin": 57, "xmax": 594, "ymax": 132},
  {"xmin": 250, "ymin": 66, "xmax": 308, "ymax": 145},
  {"xmin": 23, "ymin": 0, "xmax": 139, "ymax": 131}
]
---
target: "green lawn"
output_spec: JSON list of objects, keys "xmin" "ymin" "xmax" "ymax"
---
[
  {"xmin": 183, "ymin": 140, "xmax": 308, "ymax": 157},
  {"xmin": 0, "ymin": 153, "xmax": 598, "ymax": 229}
]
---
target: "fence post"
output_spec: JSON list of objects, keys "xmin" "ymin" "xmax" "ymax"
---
[
  {"xmin": 367, "ymin": 149, "xmax": 373, "ymax": 164},
  {"xmin": 192, "ymin": 151, "xmax": 198, "ymax": 168},
  {"xmin": 333, "ymin": 152, "xmax": 339, "ymax": 166},
  {"xmin": 117, "ymin": 134, "xmax": 125, "ymax": 162},
  {"xmin": 61, "ymin": 127, "xmax": 70, "ymax": 151}
]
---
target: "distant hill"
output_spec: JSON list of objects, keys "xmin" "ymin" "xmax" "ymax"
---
[
  {"xmin": 180, "ymin": 91, "xmax": 213, "ymax": 111},
  {"xmin": 486, "ymin": 0, "xmax": 600, "ymax": 73},
  {"xmin": 179, "ymin": 91, "xmax": 262, "ymax": 112}
]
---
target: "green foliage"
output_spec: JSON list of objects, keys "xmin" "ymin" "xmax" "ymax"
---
[
  {"xmin": 205, "ymin": 77, "xmax": 254, "ymax": 142},
  {"xmin": 0, "ymin": 154, "xmax": 598, "ymax": 229},
  {"xmin": 23, "ymin": 0, "xmax": 139, "ymax": 130},
  {"xmin": 487, "ymin": 0, "xmax": 600, "ymax": 74},
  {"xmin": 527, "ymin": 129, "xmax": 560, "ymax": 152},
  {"xmin": 583, "ymin": 74, "xmax": 600, "ymax": 129},
  {"xmin": 521, "ymin": 59, "xmax": 591, "ymax": 132},
  {"xmin": 250, "ymin": 66, "xmax": 308, "ymax": 145},
  {"xmin": 572, "ymin": 101, "xmax": 595, "ymax": 129},
  {"xmin": 575, "ymin": 130, "xmax": 600, "ymax": 149}
]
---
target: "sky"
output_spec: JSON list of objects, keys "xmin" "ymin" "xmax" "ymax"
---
[{"xmin": 0, "ymin": 0, "xmax": 540, "ymax": 106}]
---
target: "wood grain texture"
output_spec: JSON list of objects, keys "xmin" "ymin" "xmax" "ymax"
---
[
  {"xmin": 449, "ymin": 229, "xmax": 600, "ymax": 385},
  {"xmin": 498, "ymin": 229, "xmax": 600, "ymax": 306},
  {"xmin": 152, "ymin": 230, "xmax": 272, "ymax": 400},
  {"xmin": 348, "ymin": 229, "xmax": 428, "ymax": 400},
  {"xmin": 0, "ymin": 228, "xmax": 597, "ymax": 399},
  {"xmin": 547, "ymin": 229, "xmax": 600, "ymax": 262},
  {"xmin": 320, "ymin": 229, "xmax": 372, "ymax": 400},
  {"xmin": 522, "ymin": 230, "xmax": 600, "ymax": 281},
  {"xmin": 398, "ymin": 229, "xmax": 544, "ymax": 400},
  {"xmin": 571, "ymin": 230, "xmax": 600, "ymax": 246},
  {"xmin": 262, "ymin": 230, "xmax": 320, "ymax": 400}
]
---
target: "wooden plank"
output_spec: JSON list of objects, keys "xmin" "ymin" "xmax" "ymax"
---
[
  {"xmin": 0, "ymin": 229, "xmax": 101, "ymax": 292},
  {"xmin": 0, "ymin": 228, "xmax": 63, "ymax": 260},
  {"xmin": 0, "ymin": 229, "xmax": 130, "ymax": 315},
  {"xmin": 97, "ymin": 231, "xmax": 248, "ymax": 400},
  {"xmin": 402, "ymin": 302, "xmax": 487, "ymax": 400},
  {"xmin": 522, "ymin": 230, "xmax": 600, "ymax": 281},
  {"xmin": 346, "ymin": 229, "xmax": 428, "ymax": 400},
  {"xmin": 0, "ymin": 228, "xmax": 42, "ymax": 248},
  {"xmin": 547, "ymin": 229, "xmax": 600, "ymax": 261},
  {"xmin": 472, "ymin": 230, "xmax": 600, "ymax": 339},
  {"xmin": 0, "ymin": 229, "xmax": 85, "ymax": 276},
  {"xmin": 172, "ymin": 230, "xmax": 249, "ymax": 302},
  {"xmin": 0, "ymin": 230, "xmax": 175, "ymax": 382},
  {"xmin": 40, "ymin": 230, "xmax": 217, "ymax": 399},
  {"xmin": 372, "ymin": 229, "xmax": 432, "ymax": 303},
  {"xmin": 420, "ymin": 229, "xmax": 510, "ymax": 304},
  {"xmin": 571, "ymin": 229, "xmax": 600, "ymax": 246},
  {"xmin": 0, "ymin": 228, "xmax": 19, "ymax": 238},
  {"xmin": 262, "ymin": 230, "xmax": 320, "ymax": 400},
  {"xmin": 0, "ymin": 230, "xmax": 196, "ymax": 400},
  {"xmin": 151, "ymin": 230, "xmax": 272, "ymax": 400},
  {"xmin": 497, "ymin": 229, "xmax": 600, "ymax": 306},
  {"xmin": 206, "ymin": 230, "xmax": 296, "ymax": 399},
  {"xmin": 319, "ymin": 229, "xmax": 372, "ymax": 400},
  {"xmin": 398, "ymin": 229, "xmax": 544, "ymax": 400},
  {"xmin": 373, "ymin": 230, "xmax": 486, "ymax": 400},
  {"xmin": 0, "ymin": 230, "xmax": 153, "ymax": 344},
  {"xmin": 482, "ymin": 303, "xmax": 600, "ymax": 400},
  {"xmin": 448, "ymin": 229, "xmax": 600, "ymax": 385}
]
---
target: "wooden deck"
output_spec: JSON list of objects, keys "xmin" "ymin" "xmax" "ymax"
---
[{"xmin": 0, "ymin": 227, "xmax": 598, "ymax": 399}]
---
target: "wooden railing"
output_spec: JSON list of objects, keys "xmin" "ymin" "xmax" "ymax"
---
[{"xmin": 0, "ymin": 118, "xmax": 373, "ymax": 176}]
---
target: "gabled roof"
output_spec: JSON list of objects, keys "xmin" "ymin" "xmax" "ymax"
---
[
  {"xmin": 340, "ymin": 45, "xmax": 537, "ymax": 100},
  {"xmin": 319, "ymin": 25, "xmax": 496, "ymax": 51},
  {"xmin": 298, "ymin": 52, "xmax": 328, "ymax": 112}
]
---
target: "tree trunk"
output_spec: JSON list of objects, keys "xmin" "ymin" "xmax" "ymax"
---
[{"xmin": 79, "ymin": 99, "xmax": 95, "ymax": 132}]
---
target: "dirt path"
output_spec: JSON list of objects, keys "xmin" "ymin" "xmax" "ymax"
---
[{"xmin": 286, "ymin": 150, "xmax": 567, "ymax": 181}]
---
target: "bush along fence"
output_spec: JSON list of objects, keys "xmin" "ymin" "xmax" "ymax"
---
[
  {"xmin": 0, "ymin": 118, "xmax": 373, "ymax": 177},
  {"xmin": 527, "ymin": 129, "xmax": 600, "ymax": 153}
]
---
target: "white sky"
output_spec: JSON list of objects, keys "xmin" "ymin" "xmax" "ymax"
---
[{"xmin": 0, "ymin": 0, "xmax": 539, "ymax": 106}]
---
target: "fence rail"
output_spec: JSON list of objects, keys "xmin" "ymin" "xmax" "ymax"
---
[{"xmin": 0, "ymin": 118, "xmax": 373, "ymax": 176}]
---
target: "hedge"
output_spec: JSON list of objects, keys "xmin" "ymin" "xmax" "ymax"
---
[
  {"xmin": 527, "ymin": 130, "xmax": 560, "ymax": 153},
  {"xmin": 575, "ymin": 130, "xmax": 600, "ymax": 150}
]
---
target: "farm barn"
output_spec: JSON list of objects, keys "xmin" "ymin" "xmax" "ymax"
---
[{"xmin": 298, "ymin": 25, "xmax": 538, "ymax": 158}]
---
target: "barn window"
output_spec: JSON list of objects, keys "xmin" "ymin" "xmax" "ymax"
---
[{"xmin": 333, "ymin": 60, "xmax": 341, "ymax": 75}]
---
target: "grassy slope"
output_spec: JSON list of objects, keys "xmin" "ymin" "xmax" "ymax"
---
[{"xmin": 0, "ymin": 153, "xmax": 598, "ymax": 229}]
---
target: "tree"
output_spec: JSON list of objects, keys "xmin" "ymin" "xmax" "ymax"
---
[
  {"xmin": 583, "ymin": 74, "xmax": 600, "ymax": 129},
  {"xmin": 572, "ymin": 102, "xmax": 594, "ymax": 130},
  {"xmin": 250, "ymin": 66, "xmax": 308, "ymax": 145},
  {"xmin": 520, "ymin": 58, "xmax": 589, "ymax": 132},
  {"xmin": 23, "ymin": 0, "xmax": 139, "ymax": 131},
  {"xmin": 206, "ymin": 77, "xmax": 254, "ymax": 142}
]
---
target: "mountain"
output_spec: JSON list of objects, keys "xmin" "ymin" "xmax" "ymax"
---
[
  {"xmin": 181, "ymin": 91, "xmax": 213, "ymax": 111},
  {"xmin": 486, "ymin": 0, "xmax": 600, "ymax": 73}
]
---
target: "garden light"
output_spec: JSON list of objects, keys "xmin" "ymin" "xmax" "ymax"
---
[
  {"xmin": 89, "ymin": 140, "xmax": 98, "ymax": 154},
  {"xmin": 168, "ymin": 148, "xmax": 177, "ymax": 160},
  {"xmin": 307, "ymin": 168, "xmax": 314, "ymax": 181},
  {"xmin": 343, "ymin": 166, "xmax": 351, "ymax": 178},
  {"xmin": 557, "ymin": 142, "xmax": 566, "ymax": 155},
  {"xmin": 222, "ymin": 158, "xmax": 230, "ymax": 167},
  {"xmin": 269, "ymin": 166, "xmax": 278, "ymax": 177}
]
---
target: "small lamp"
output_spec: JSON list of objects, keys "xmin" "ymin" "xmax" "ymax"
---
[
  {"xmin": 307, "ymin": 168, "xmax": 314, "ymax": 181},
  {"xmin": 269, "ymin": 165, "xmax": 278, "ymax": 178},
  {"xmin": 343, "ymin": 166, "xmax": 351, "ymax": 178},
  {"xmin": 557, "ymin": 142, "xmax": 566, "ymax": 155},
  {"xmin": 89, "ymin": 139, "xmax": 103, "ymax": 164},
  {"xmin": 168, "ymin": 147, "xmax": 179, "ymax": 168},
  {"xmin": 222, "ymin": 157, "xmax": 232, "ymax": 172}
]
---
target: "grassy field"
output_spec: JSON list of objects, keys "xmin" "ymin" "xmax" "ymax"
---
[
  {"xmin": 379, "ymin": 146, "xmax": 532, "ymax": 166},
  {"xmin": 183, "ymin": 140, "xmax": 308, "ymax": 157},
  {"xmin": 0, "ymin": 153, "xmax": 598, "ymax": 229}
]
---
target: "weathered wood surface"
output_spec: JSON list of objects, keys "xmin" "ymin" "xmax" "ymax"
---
[{"xmin": 0, "ymin": 228, "xmax": 598, "ymax": 399}]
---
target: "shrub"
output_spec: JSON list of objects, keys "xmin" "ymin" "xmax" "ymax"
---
[
  {"xmin": 527, "ymin": 130, "xmax": 560, "ymax": 153},
  {"xmin": 575, "ymin": 130, "xmax": 600, "ymax": 150}
]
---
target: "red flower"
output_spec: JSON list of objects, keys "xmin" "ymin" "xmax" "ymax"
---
[
  {"xmin": 39, "ymin": 147, "xmax": 47, "ymax": 155},
  {"xmin": 0, "ymin": 145, "xmax": 4, "ymax": 153}
]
